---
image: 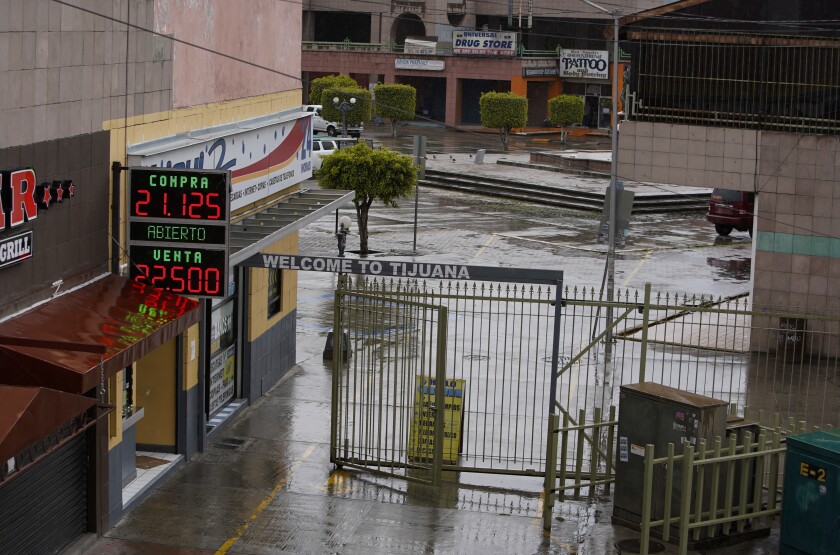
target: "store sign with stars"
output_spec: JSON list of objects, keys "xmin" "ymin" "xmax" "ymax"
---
[{"xmin": 0, "ymin": 168, "xmax": 76, "ymax": 269}]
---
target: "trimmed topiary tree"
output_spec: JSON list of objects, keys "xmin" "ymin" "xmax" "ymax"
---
[
  {"xmin": 548, "ymin": 94, "xmax": 585, "ymax": 144},
  {"xmin": 479, "ymin": 91, "xmax": 528, "ymax": 151},
  {"xmin": 317, "ymin": 142, "xmax": 417, "ymax": 254},
  {"xmin": 309, "ymin": 74, "xmax": 358, "ymax": 105},
  {"xmin": 373, "ymin": 83, "xmax": 416, "ymax": 137},
  {"xmin": 319, "ymin": 87, "xmax": 373, "ymax": 134}
]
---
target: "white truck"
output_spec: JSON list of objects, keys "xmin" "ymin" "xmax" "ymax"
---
[{"xmin": 303, "ymin": 105, "xmax": 363, "ymax": 138}]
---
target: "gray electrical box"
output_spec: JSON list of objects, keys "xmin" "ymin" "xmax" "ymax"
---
[{"xmin": 613, "ymin": 383, "xmax": 728, "ymax": 534}]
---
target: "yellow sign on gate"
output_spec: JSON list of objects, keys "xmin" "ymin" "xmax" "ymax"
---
[{"xmin": 408, "ymin": 377, "xmax": 465, "ymax": 464}]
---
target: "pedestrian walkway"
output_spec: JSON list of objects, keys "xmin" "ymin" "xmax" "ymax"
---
[
  {"xmin": 85, "ymin": 171, "xmax": 771, "ymax": 555},
  {"xmin": 90, "ymin": 319, "xmax": 778, "ymax": 555}
]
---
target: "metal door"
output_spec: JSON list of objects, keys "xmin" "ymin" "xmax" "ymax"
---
[
  {"xmin": 0, "ymin": 434, "xmax": 88, "ymax": 553},
  {"xmin": 330, "ymin": 278, "xmax": 448, "ymax": 485}
]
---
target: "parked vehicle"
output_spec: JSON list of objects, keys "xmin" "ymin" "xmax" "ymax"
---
[
  {"xmin": 706, "ymin": 188, "xmax": 755, "ymax": 237},
  {"xmin": 302, "ymin": 105, "xmax": 363, "ymax": 138},
  {"xmin": 312, "ymin": 137, "xmax": 366, "ymax": 170},
  {"xmin": 311, "ymin": 138, "xmax": 337, "ymax": 170}
]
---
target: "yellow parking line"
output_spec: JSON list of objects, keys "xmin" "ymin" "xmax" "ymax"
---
[
  {"xmin": 620, "ymin": 251, "xmax": 652, "ymax": 288},
  {"xmin": 215, "ymin": 441, "xmax": 320, "ymax": 554},
  {"xmin": 471, "ymin": 235, "xmax": 497, "ymax": 262}
]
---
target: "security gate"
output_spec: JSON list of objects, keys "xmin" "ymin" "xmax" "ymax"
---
[
  {"xmin": 330, "ymin": 281, "xmax": 448, "ymax": 485},
  {"xmin": 241, "ymin": 254, "xmax": 564, "ymax": 484},
  {"xmin": 327, "ymin": 273, "xmax": 562, "ymax": 484}
]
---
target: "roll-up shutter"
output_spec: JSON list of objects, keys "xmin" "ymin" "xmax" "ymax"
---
[{"xmin": 0, "ymin": 434, "xmax": 88, "ymax": 554}]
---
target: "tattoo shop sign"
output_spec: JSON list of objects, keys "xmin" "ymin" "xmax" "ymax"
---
[
  {"xmin": 559, "ymin": 49, "xmax": 609, "ymax": 80},
  {"xmin": 243, "ymin": 254, "xmax": 563, "ymax": 285}
]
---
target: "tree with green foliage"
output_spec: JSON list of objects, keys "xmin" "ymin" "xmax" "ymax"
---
[
  {"xmin": 548, "ymin": 94, "xmax": 585, "ymax": 144},
  {"xmin": 309, "ymin": 74, "xmax": 357, "ymax": 105},
  {"xmin": 479, "ymin": 91, "xmax": 527, "ymax": 151},
  {"xmin": 373, "ymin": 83, "xmax": 416, "ymax": 138},
  {"xmin": 317, "ymin": 142, "xmax": 417, "ymax": 254},
  {"xmin": 319, "ymin": 87, "xmax": 372, "ymax": 132}
]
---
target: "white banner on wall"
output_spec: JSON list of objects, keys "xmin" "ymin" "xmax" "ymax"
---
[
  {"xmin": 395, "ymin": 58, "xmax": 445, "ymax": 71},
  {"xmin": 135, "ymin": 115, "xmax": 313, "ymax": 212},
  {"xmin": 405, "ymin": 38, "xmax": 437, "ymax": 54},
  {"xmin": 559, "ymin": 49, "xmax": 610, "ymax": 80},
  {"xmin": 208, "ymin": 345, "xmax": 236, "ymax": 416},
  {"xmin": 452, "ymin": 30, "xmax": 516, "ymax": 56}
]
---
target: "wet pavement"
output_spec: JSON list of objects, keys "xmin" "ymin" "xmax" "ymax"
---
[{"xmin": 86, "ymin": 125, "xmax": 783, "ymax": 554}]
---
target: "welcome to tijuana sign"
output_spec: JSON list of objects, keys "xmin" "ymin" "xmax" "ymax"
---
[
  {"xmin": 242, "ymin": 254, "xmax": 563, "ymax": 285},
  {"xmin": 0, "ymin": 168, "xmax": 75, "ymax": 269}
]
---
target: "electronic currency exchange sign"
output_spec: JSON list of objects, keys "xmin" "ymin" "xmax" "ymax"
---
[{"xmin": 128, "ymin": 168, "xmax": 230, "ymax": 298}]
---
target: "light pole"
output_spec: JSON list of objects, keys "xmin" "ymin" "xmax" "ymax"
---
[
  {"xmin": 579, "ymin": 0, "xmax": 621, "ymax": 353},
  {"xmin": 333, "ymin": 96, "xmax": 356, "ymax": 138}
]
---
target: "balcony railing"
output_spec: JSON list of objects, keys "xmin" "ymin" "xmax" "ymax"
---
[
  {"xmin": 303, "ymin": 40, "xmax": 561, "ymax": 59},
  {"xmin": 629, "ymin": 28, "xmax": 840, "ymax": 135}
]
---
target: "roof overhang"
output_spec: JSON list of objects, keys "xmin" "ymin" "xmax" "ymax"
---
[
  {"xmin": 229, "ymin": 188, "xmax": 355, "ymax": 266},
  {"xmin": 0, "ymin": 274, "xmax": 201, "ymax": 394},
  {"xmin": 620, "ymin": 0, "xmax": 713, "ymax": 26},
  {"xmin": 0, "ymin": 386, "xmax": 97, "ymax": 463},
  {"xmin": 126, "ymin": 108, "xmax": 309, "ymax": 158}
]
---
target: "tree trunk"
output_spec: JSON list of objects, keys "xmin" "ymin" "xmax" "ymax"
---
[
  {"xmin": 391, "ymin": 119, "xmax": 397, "ymax": 138},
  {"xmin": 355, "ymin": 200, "xmax": 372, "ymax": 255},
  {"xmin": 501, "ymin": 127, "xmax": 509, "ymax": 151}
]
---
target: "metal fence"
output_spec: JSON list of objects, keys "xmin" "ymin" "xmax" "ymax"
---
[
  {"xmin": 331, "ymin": 276, "xmax": 557, "ymax": 482},
  {"xmin": 628, "ymin": 29, "xmax": 840, "ymax": 135},
  {"xmin": 556, "ymin": 285, "xmax": 839, "ymax": 429},
  {"xmin": 330, "ymin": 278, "xmax": 840, "ymax": 493}
]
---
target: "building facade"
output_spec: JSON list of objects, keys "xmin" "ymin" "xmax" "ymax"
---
[
  {"xmin": 302, "ymin": 0, "xmax": 668, "ymax": 128},
  {"xmin": 0, "ymin": 1, "xmax": 342, "ymax": 550},
  {"xmin": 617, "ymin": 0, "xmax": 840, "ymax": 352}
]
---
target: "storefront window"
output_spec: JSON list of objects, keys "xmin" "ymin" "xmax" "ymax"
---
[
  {"xmin": 208, "ymin": 299, "xmax": 236, "ymax": 416},
  {"xmin": 268, "ymin": 269, "xmax": 282, "ymax": 317}
]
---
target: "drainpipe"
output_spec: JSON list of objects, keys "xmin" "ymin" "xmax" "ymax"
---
[{"xmin": 111, "ymin": 161, "xmax": 124, "ymax": 275}]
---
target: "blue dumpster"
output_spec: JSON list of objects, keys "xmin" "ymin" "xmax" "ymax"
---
[{"xmin": 780, "ymin": 428, "xmax": 840, "ymax": 554}]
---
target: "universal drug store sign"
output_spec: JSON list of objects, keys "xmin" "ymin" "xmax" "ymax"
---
[{"xmin": 0, "ymin": 168, "xmax": 75, "ymax": 269}]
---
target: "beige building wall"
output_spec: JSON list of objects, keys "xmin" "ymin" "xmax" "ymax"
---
[
  {"xmin": 248, "ymin": 233, "xmax": 300, "ymax": 342},
  {"xmin": 155, "ymin": 0, "xmax": 301, "ymax": 108},
  {"xmin": 618, "ymin": 121, "xmax": 840, "ymax": 351}
]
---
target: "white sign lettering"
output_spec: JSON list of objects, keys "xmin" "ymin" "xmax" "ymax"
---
[
  {"xmin": 559, "ymin": 49, "xmax": 610, "ymax": 80},
  {"xmin": 395, "ymin": 58, "xmax": 445, "ymax": 71},
  {"xmin": 452, "ymin": 31, "xmax": 517, "ymax": 56}
]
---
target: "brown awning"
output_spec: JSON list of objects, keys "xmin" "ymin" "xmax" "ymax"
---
[
  {"xmin": 0, "ymin": 274, "xmax": 201, "ymax": 394},
  {"xmin": 0, "ymin": 385, "xmax": 97, "ymax": 462}
]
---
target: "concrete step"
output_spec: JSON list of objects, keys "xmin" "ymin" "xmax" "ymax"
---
[{"xmin": 420, "ymin": 170, "xmax": 708, "ymax": 214}]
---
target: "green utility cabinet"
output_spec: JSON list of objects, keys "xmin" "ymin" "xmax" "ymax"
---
[
  {"xmin": 613, "ymin": 383, "xmax": 728, "ymax": 533},
  {"xmin": 780, "ymin": 428, "xmax": 840, "ymax": 555}
]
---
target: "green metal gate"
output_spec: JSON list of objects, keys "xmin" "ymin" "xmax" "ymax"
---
[
  {"xmin": 329, "ymin": 275, "xmax": 561, "ymax": 482},
  {"xmin": 330, "ymin": 277, "xmax": 449, "ymax": 485}
]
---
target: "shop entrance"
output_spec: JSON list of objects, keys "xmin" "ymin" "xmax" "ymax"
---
[
  {"xmin": 527, "ymin": 81, "xmax": 550, "ymax": 126},
  {"xmin": 460, "ymin": 79, "xmax": 511, "ymax": 124},
  {"xmin": 396, "ymin": 76, "xmax": 446, "ymax": 122}
]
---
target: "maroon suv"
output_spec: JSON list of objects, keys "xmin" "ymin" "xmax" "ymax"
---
[{"xmin": 706, "ymin": 188, "xmax": 755, "ymax": 237}]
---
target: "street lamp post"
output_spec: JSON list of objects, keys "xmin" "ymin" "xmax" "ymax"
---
[
  {"xmin": 333, "ymin": 96, "xmax": 356, "ymax": 138},
  {"xmin": 579, "ymin": 0, "xmax": 621, "ymax": 354},
  {"xmin": 336, "ymin": 216, "xmax": 351, "ymax": 257}
]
